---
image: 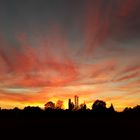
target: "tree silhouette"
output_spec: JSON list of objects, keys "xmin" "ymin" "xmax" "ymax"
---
[
  {"xmin": 44, "ymin": 101, "xmax": 55, "ymax": 109},
  {"xmin": 56, "ymin": 100, "xmax": 64, "ymax": 109},
  {"xmin": 80, "ymin": 103, "xmax": 87, "ymax": 110},
  {"xmin": 123, "ymin": 107, "xmax": 132, "ymax": 113},
  {"xmin": 133, "ymin": 105, "xmax": 140, "ymax": 111},
  {"xmin": 123, "ymin": 105, "xmax": 140, "ymax": 115},
  {"xmin": 108, "ymin": 103, "xmax": 115, "ymax": 113},
  {"xmin": 23, "ymin": 106, "xmax": 42, "ymax": 113},
  {"xmin": 92, "ymin": 100, "xmax": 107, "ymax": 112}
]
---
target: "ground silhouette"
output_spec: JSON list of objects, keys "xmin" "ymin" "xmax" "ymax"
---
[{"xmin": 0, "ymin": 100, "xmax": 139, "ymax": 139}]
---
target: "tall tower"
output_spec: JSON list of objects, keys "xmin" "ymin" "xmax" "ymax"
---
[
  {"xmin": 68, "ymin": 99, "xmax": 74, "ymax": 110},
  {"xmin": 68, "ymin": 99, "xmax": 71, "ymax": 110},
  {"xmin": 74, "ymin": 95, "xmax": 79, "ymax": 109}
]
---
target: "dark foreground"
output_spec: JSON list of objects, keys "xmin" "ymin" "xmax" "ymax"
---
[{"xmin": 0, "ymin": 111, "xmax": 140, "ymax": 139}]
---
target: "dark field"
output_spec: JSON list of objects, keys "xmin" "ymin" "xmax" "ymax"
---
[{"xmin": 0, "ymin": 111, "xmax": 139, "ymax": 139}]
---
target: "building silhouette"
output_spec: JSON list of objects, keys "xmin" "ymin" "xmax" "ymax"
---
[
  {"xmin": 68, "ymin": 99, "xmax": 74, "ymax": 110},
  {"xmin": 68, "ymin": 95, "xmax": 79, "ymax": 110},
  {"xmin": 74, "ymin": 95, "xmax": 79, "ymax": 109}
]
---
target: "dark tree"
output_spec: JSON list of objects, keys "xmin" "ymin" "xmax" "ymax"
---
[
  {"xmin": 108, "ymin": 103, "xmax": 115, "ymax": 113},
  {"xmin": 133, "ymin": 105, "xmax": 140, "ymax": 114},
  {"xmin": 44, "ymin": 101, "xmax": 55, "ymax": 110},
  {"xmin": 80, "ymin": 103, "xmax": 87, "ymax": 110},
  {"xmin": 56, "ymin": 100, "xmax": 64, "ymax": 109},
  {"xmin": 92, "ymin": 100, "xmax": 107, "ymax": 112},
  {"xmin": 123, "ymin": 107, "xmax": 132, "ymax": 113},
  {"xmin": 23, "ymin": 106, "xmax": 42, "ymax": 113}
]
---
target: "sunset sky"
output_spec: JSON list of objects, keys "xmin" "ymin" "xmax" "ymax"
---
[{"xmin": 0, "ymin": 0, "xmax": 140, "ymax": 111}]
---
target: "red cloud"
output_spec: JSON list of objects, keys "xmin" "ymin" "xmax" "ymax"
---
[
  {"xmin": 83, "ymin": 0, "xmax": 113, "ymax": 54},
  {"xmin": 0, "ymin": 30, "xmax": 79, "ymax": 88},
  {"xmin": 118, "ymin": 0, "xmax": 139, "ymax": 17},
  {"xmin": 121, "ymin": 65, "xmax": 140, "ymax": 74}
]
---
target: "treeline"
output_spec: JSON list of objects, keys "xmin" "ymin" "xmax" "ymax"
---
[{"xmin": 0, "ymin": 100, "xmax": 140, "ymax": 117}]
